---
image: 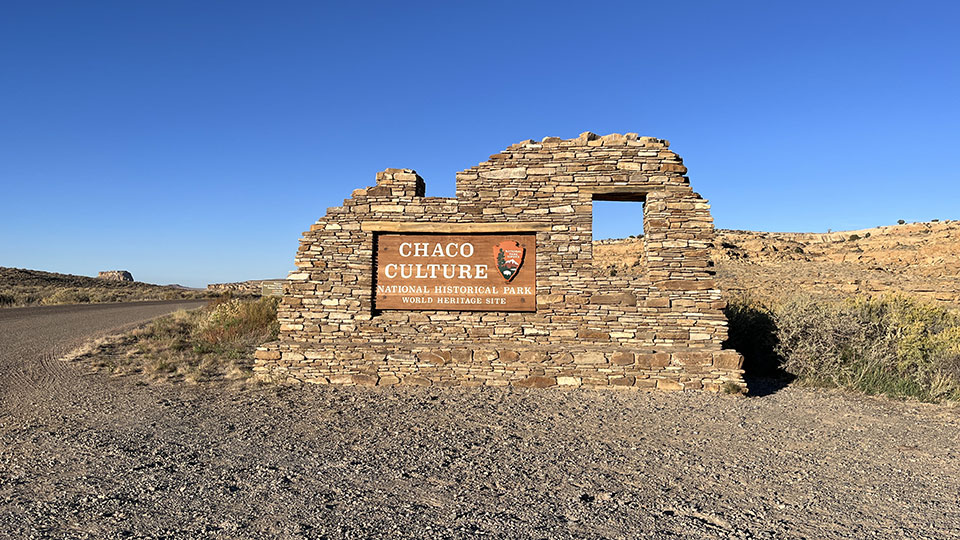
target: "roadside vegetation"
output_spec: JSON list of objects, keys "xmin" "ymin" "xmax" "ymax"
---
[
  {"xmin": 0, "ymin": 286, "xmax": 205, "ymax": 306},
  {"xmin": 726, "ymin": 293, "xmax": 960, "ymax": 402},
  {"xmin": 0, "ymin": 267, "xmax": 210, "ymax": 307},
  {"xmin": 71, "ymin": 297, "xmax": 280, "ymax": 384}
]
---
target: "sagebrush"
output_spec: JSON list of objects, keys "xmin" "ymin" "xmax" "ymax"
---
[{"xmin": 726, "ymin": 293, "xmax": 960, "ymax": 402}]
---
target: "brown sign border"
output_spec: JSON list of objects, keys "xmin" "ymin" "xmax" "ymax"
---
[{"xmin": 372, "ymin": 232, "xmax": 537, "ymax": 312}]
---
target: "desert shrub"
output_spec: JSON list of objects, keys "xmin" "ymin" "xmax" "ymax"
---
[
  {"xmin": 725, "ymin": 293, "xmax": 960, "ymax": 401},
  {"xmin": 42, "ymin": 288, "xmax": 90, "ymax": 305},
  {"xmin": 144, "ymin": 310, "xmax": 194, "ymax": 351},
  {"xmin": 162, "ymin": 290, "xmax": 189, "ymax": 300},
  {"xmin": 773, "ymin": 294, "xmax": 960, "ymax": 401},
  {"xmin": 193, "ymin": 297, "xmax": 280, "ymax": 356},
  {"xmin": 848, "ymin": 234, "xmax": 861, "ymax": 241},
  {"xmin": 898, "ymin": 219, "xmax": 906, "ymax": 225},
  {"xmin": 88, "ymin": 289, "xmax": 125, "ymax": 303},
  {"xmin": 721, "ymin": 381, "xmax": 745, "ymax": 394},
  {"xmin": 0, "ymin": 293, "xmax": 14, "ymax": 306}
]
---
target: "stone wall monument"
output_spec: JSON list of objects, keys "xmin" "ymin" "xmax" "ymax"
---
[{"xmin": 257, "ymin": 132, "xmax": 746, "ymax": 391}]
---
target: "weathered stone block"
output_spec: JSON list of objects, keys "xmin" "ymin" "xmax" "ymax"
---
[
  {"xmin": 255, "ymin": 349, "xmax": 281, "ymax": 361},
  {"xmin": 578, "ymin": 328, "xmax": 610, "ymax": 340},
  {"xmin": 419, "ymin": 350, "xmax": 452, "ymax": 365},
  {"xmin": 658, "ymin": 279, "xmax": 712, "ymax": 291},
  {"xmin": 657, "ymin": 379, "xmax": 683, "ymax": 391},
  {"xmin": 672, "ymin": 352, "xmax": 714, "ymax": 366},
  {"xmin": 451, "ymin": 349, "xmax": 472, "ymax": 363},
  {"xmin": 473, "ymin": 350, "xmax": 498, "ymax": 362},
  {"xmin": 590, "ymin": 292, "xmax": 637, "ymax": 306},
  {"xmin": 660, "ymin": 163, "xmax": 687, "ymax": 173},
  {"xmin": 714, "ymin": 351, "xmax": 744, "ymax": 370},
  {"xmin": 499, "ymin": 350, "xmax": 520, "ymax": 362},
  {"xmin": 479, "ymin": 167, "xmax": 526, "ymax": 179},
  {"xmin": 328, "ymin": 375, "xmax": 353, "ymax": 385},
  {"xmin": 636, "ymin": 353, "xmax": 671, "ymax": 369},
  {"xmin": 520, "ymin": 350, "xmax": 549, "ymax": 363},
  {"xmin": 515, "ymin": 376, "xmax": 556, "ymax": 388},
  {"xmin": 352, "ymin": 374, "xmax": 379, "ymax": 386},
  {"xmin": 573, "ymin": 352, "xmax": 607, "ymax": 365}
]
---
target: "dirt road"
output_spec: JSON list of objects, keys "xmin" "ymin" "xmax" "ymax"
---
[
  {"xmin": 0, "ymin": 300, "xmax": 208, "ymax": 409},
  {"xmin": 1, "ymin": 301, "xmax": 959, "ymax": 539}
]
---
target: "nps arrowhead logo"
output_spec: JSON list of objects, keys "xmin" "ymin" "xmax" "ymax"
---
[{"xmin": 493, "ymin": 240, "xmax": 525, "ymax": 282}]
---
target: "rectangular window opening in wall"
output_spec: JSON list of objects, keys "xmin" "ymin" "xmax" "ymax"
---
[{"xmin": 592, "ymin": 196, "xmax": 646, "ymax": 277}]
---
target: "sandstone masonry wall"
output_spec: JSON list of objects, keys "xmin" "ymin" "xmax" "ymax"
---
[{"xmin": 257, "ymin": 132, "xmax": 745, "ymax": 392}]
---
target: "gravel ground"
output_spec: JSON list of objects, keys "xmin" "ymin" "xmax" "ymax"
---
[{"xmin": 1, "ymin": 304, "xmax": 959, "ymax": 539}]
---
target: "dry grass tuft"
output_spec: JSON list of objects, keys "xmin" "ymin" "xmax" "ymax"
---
[{"xmin": 67, "ymin": 298, "xmax": 279, "ymax": 385}]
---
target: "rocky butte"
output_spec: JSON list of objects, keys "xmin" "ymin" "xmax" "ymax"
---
[
  {"xmin": 97, "ymin": 270, "xmax": 134, "ymax": 282},
  {"xmin": 257, "ymin": 132, "xmax": 746, "ymax": 392}
]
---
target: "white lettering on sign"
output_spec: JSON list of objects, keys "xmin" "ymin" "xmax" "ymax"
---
[
  {"xmin": 382, "ymin": 263, "xmax": 488, "ymax": 280},
  {"xmin": 399, "ymin": 242, "xmax": 475, "ymax": 259},
  {"xmin": 389, "ymin": 242, "xmax": 488, "ymax": 281}
]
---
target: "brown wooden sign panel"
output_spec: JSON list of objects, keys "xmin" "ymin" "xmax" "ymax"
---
[{"xmin": 375, "ymin": 233, "xmax": 536, "ymax": 311}]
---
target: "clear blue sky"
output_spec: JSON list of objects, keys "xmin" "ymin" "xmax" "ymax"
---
[{"xmin": 2, "ymin": 1, "xmax": 957, "ymax": 287}]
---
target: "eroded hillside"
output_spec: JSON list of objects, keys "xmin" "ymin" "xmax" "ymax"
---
[
  {"xmin": 594, "ymin": 220, "xmax": 960, "ymax": 307},
  {"xmin": 0, "ymin": 267, "xmax": 209, "ymax": 306}
]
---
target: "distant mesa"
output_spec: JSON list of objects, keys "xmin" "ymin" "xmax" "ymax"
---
[{"xmin": 97, "ymin": 270, "xmax": 134, "ymax": 282}]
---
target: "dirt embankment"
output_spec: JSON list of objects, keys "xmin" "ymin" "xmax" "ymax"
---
[{"xmin": 595, "ymin": 220, "xmax": 960, "ymax": 307}]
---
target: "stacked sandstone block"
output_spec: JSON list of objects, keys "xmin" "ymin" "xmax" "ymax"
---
[{"xmin": 257, "ymin": 132, "xmax": 746, "ymax": 392}]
